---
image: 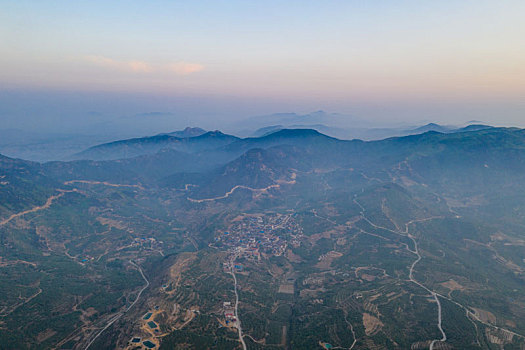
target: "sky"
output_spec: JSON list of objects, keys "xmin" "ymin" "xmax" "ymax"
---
[{"xmin": 1, "ymin": 0, "xmax": 525, "ymax": 132}]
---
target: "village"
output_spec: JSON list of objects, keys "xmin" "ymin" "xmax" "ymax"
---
[
  {"xmin": 215, "ymin": 213, "xmax": 304, "ymax": 333},
  {"xmin": 215, "ymin": 213, "xmax": 303, "ymax": 264}
]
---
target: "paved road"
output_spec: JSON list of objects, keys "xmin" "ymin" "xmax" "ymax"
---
[
  {"xmin": 84, "ymin": 260, "xmax": 149, "ymax": 350},
  {"xmin": 127, "ymin": 261, "xmax": 150, "ymax": 311},
  {"xmin": 354, "ymin": 197, "xmax": 447, "ymax": 349},
  {"xmin": 64, "ymin": 180, "xmax": 144, "ymax": 189},
  {"xmin": 230, "ymin": 261, "xmax": 247, "ymax": 350},
  {"xmin": 407, "ymin": 234, "xmax": 447, "ymax": 350},
  {"xmin": 0, "ymin": 189, "xmax": 77, "ymax": 227},
  {"xmin": 187, "ymin": 184, "xmax": 280, "ymax": 203}
]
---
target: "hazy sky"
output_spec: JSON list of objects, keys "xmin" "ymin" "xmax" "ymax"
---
[{"xmin": 1, "ymin": 0, "xmax": 525, "ymax": 130}]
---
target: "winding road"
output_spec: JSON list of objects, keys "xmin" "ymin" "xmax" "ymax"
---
[
  {"xmin": 229, "ymin": 261, "xmax": 247, "ymax": 350},
  {"xmin": 127, "ymin": 261, "xmax": 150, "ymax": 311},
  {"xmin": 0, "ymin": 189, "xmax": 77, "ymax": 227},
  {"xmin": 354, "ymin": 197, "xmax": 447, "ymax": 349},
  {"xmin": 84, "ymin": 260, "xmax": 149, "ymax": 350},
  {"xmin": 407, "ymin": 233, "xmax": 447, "ymax": 349},
  {"xmin": 64, "ymin": 180, "xmax": 144, "ymax": 190},
  {"xmin": 354, "ymin": 196, "xmax": 525, "ymax": 348},
  {"xmin": 187, "ymin": 184, "xmax": 281, "ymax": 203}
]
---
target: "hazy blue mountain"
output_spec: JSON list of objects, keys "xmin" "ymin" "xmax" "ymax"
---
[
  {"xmin": 408, "ymin": 122, "xmax": 452, "ymax": 134},
  {"xmin": 44, "ymin": 147, "xmax": 231, "ymax": 185},
  {"xmin": 404, "ymin": 122, "xmax": 492, "ymax": 135},
  {"xmin": 251, "ymin": 123, "xmax": 352, "ymax": 139},
  {"xmin": 246, "ymin": 120, "xmax": 493, "ymax": 141},
  {"xmin": 71, "ymin": 130, "xmax": 239, "ymax": 161},
  {"xmin": 64, "ymin": 126, "xmax": 509, "ymax": 192},
  {"xmin": 235, "ymin": 110, "xmax": 372, "ymax": 133},
  {"xmin": 185, "ymin": 146, "xmax": 301, "ymax": 199},
  {"xmin": 349, "ymin": 123, "xmax": 493, "ymax": 140},
  {"xmin": 455, "ymin": 124, "xmax": 492, "ymax": 132},
  {"xmin": 223, "ymin": 128, "xmax": 340, "ymax": 154},
  {"xmin": 58, "ymin": 126, "xmax": 516, "ymax": 195},
  {"xmin": 161, "ymin": 127, "xmax": 207, "ymax": 138},
  {"xmin": 251, "ymin": 125, "xmax": 285, "ymax": 137}
]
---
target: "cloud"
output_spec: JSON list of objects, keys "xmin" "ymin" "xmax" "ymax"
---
[
  {"xmin": 166, "ymin": 62, "xmax": 204, "ymax": 75},
  {"xmin": 84, "ymin": 55, "xmax": 153, "ymax": 73},
  {"xmin": 127, "ymin": 60, "xmax": 153, "ymax": 73},
  {"xmin": 83, "ymin": 56, "xmax": 204, "ymax": 75}
]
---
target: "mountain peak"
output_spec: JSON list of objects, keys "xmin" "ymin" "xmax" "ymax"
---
[
  {"xmin": 410, "ymin": 123, "xmax": 450, "ymax": 134},
  {"xmin": 264, "ymin": 128, "xmax": 325, "ymax": 138},
  {"xmin": 164, "ymin": 127, "xmax": 206, "ymax": 138},
  {"xmin": 198, "ymin": 130, "xmax": 230, "ymax": 138}
]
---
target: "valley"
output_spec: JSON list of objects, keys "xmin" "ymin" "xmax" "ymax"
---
[{"xmin": 1, "ymin": 127, "xmax": 525, "ymax": 349}]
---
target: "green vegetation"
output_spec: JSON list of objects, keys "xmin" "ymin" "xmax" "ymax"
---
[{"xmin": 1, "ymin": 127, "xmax": 524, "ymax": 348}]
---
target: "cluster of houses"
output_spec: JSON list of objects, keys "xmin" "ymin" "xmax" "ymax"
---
[
  {"xmin": 215, "ymin": 214, "xmax": 303, "ymax": 258},
  {"xmin": 222, "ymin": 301, "xmax": 237, "ymax": 325}
]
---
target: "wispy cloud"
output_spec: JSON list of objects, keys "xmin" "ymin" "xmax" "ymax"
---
[
  {"xmin": 166, "ymin": 62, "xmax": 205, "ymax": 75},
  {"xmin": 84, "ymin": 55, "xmax": 153, "ymax": 73},
  {"xmin": 83, "ymin": 55, "xmax": 204, "ymax": 75}
]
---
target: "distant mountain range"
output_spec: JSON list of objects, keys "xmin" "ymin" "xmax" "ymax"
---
[
  {"xmin": 70, "ymin": 122, "xmax": 493, "ymax": 162},
  {"xmin": 233, "ymin": 110, "xmax": 493, "ymax": 140},
  {"xmin": 1, "ymin": 125, "xmax": 509, "ymax": 203},
  {"xmin": 0, "ymin": 125, "xmax": 521, "ymax": 210},
  {"xmin": 70, "ymin": 130, "xmax": 238, "ymax": 161},
  {"xmin": 0, "ymin": 111, "xmax": 493, "ymax": 162},
  {"xmin": 250, "ymin": 122, "xmax": 493, "ymax": 140},
  {"xmin": 407, "ymin": 122, "xmax": 491, "ymax": 134},
  {"xmin": 239, "ymin": 110, "xmax": 363, "ymax": 129},
  {"xmin": 233, "ymin": 110, "xmax": 371, "ymax": 137}
]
